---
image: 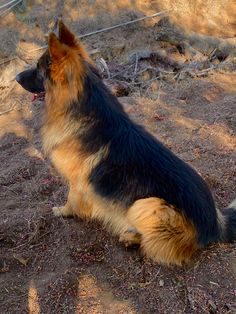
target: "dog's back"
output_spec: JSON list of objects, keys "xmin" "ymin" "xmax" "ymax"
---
[{"xmin": 79, "ymin": 64, "xmax": 219, "ymax": 246}]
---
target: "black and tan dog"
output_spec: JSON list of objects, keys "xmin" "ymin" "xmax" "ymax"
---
[{"xmin": 16, "ymin": 22, "xmax": 236, "ymax": 265}]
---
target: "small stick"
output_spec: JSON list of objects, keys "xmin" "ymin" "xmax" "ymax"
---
[
  {"xmin": 0, "ymin": 107, "xmax": 15, "ymax": 116},
  {"xmin": 110, "ymin": 64, "xmax": 134, "ymax": 79},
  {"xmin": 114, "ymin": 75, "xmax": 161, "ymax": 86},
  {"xmin": 0, "ymin": 56, "xmax": 18, "ymax": 66},
  {"xmin": 99, "ymin": 58, "xmax": 111, "ymax": 79},
  {"xmin": 133, "ymin": 53, "xmax": 139, "ymax": 79},
  {"xmin": 141, "ymin": 75, "xmax": 161, "ymax": 87}
]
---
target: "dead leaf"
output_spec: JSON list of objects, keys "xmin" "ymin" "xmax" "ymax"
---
[{"xmin": 13, "ymin": 255, "xmax": 29, "ymax": 266}]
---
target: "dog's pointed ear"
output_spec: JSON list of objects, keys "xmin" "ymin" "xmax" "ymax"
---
[
  {"xmin": 58, "ymin": 20, "xmax": 77, "ymax": 47},
  {"xmin": 57, "ymin": 20, "xmax": 93, "ymax": 64},
  {"xmin": 48, "ymin": 33, "xmax": 66, "ymax": 61}
]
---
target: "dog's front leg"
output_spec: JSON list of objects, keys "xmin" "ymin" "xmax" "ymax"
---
[
  {"xmin": 53, "ymin": 184, "xmax": 93, "ymax": 219},
  {"xmin": 52, "ymin": 185, "xmax": 78, "ymax": 217}
]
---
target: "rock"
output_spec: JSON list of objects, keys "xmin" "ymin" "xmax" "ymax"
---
[{"xmin": 159, "ymin": 279, "xmax": 164, "ymax": 287}]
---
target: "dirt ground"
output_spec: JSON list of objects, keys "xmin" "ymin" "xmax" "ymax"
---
[{"xmin": 0, "ymin": 1, "xmax": 236, "ymax": 313}]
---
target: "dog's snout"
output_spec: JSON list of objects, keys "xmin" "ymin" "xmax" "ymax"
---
[
  {"xmin": 15, "ymin": 73, "xmax": 22, "ymax": 84},
  {"xmin": 15, "ymin": 68, "xmax": 45, "ymax": 93}
]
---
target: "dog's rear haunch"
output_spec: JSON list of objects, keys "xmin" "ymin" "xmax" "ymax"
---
[{"xmin": 16, "ymin": 21, "xmax": 236, "ymax": 266}]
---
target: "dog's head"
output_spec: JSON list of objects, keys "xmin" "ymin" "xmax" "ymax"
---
[{"xmin": 16, "ymin": 21, "xmax": 92, "ymax": 94}]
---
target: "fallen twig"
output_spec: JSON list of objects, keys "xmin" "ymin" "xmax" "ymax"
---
[
  {"xmin": 0, "ymin": 56, "xmax": 18, "ymax": 66},
  {"xmin": 133, "ymin": 53, "xmax": 139, "ymax": 79},
  {"xmin": 0, "ymin": 107, "xmax": 15, "ymax": 116},
  {"xmin": 114, "ymin": 75, "xmax": 161, "ymax": 87},
  {"xmin": 141, "ymin": 76, "xmax": 161, "ymax": 87},
  {"xmin": 99, "ymin": 58, "xmax": 111, "ymax": 79},
  {"xmin": 110, "ymin": 64, "xmax": 135, "ymax": 79}
]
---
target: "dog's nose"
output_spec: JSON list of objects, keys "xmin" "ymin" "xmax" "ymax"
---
[{"xmin": 15, "ymin": 74, "xmax": 21, "ymax": 83}]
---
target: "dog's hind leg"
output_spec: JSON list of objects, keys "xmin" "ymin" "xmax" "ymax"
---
[
  {"xmin": 53, "ymin": 203, "xmax": 73, "ymax": 217},
  {"xmin": 127, "ymin": 197, "xmax": 199, "ymax": 265},
  {"xmin": 119, "ymin": 227, "xmax": 142, "ymax": 248}
]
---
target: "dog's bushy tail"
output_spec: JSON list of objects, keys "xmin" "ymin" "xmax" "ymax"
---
[{"xmin": 218, "ymin": 198, "xmax": 236, "ymax": 242}]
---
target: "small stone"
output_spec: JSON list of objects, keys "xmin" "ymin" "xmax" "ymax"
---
[{"xmin": 159, "ymin": 279, "xmax": 164, "ymax": 287}]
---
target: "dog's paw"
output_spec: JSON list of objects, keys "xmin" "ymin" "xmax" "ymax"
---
[
  {"xmin": 119, "ymin": 227, "xmax": 142, "ymax": 248},
  {"xmin": 52, "ymin": 206, "xmax": 64, "ymax": 217},
  {"xmin": 52, "ymin": 205, "xmax": 74, "ymax": 217}
]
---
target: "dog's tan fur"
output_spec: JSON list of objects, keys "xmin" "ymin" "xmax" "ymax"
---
[
  {"xmin": 14, "ymin": 20, "xmax": 236, "ymax": 265},
  {"xmin": 41, "ymin": 23, "xmax": 200, "ymax": 265},
  {"xmin": 127, "ymin": 198, "xmax": 198, "ymax": 265}
]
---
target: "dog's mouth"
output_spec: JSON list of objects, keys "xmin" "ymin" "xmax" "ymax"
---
[{"xmin": 32, "ymin": 92, "xmax": 45, "ymax": 102}]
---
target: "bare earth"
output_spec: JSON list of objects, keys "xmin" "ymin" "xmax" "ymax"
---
[{"xmin": 0, "ymin": 1, "xmax": 235, "ymax": 313}]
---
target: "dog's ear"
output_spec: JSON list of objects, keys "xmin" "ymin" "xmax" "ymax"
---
[
  {"xmin": 58, "ymin": 20, "xmax": 77, "ymax": 47},
  {"xmin": 57, "ymin": 20, "xmax": 93, "ymax": 64},
  {"xmin": 48, "ymin": 33, "xmax": 67, "ymax": 61},
  {"xmin": 45, "ymin": 19, "xmax": 59, "ymax": 42}
]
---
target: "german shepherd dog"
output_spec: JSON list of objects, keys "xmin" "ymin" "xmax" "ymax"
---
[{"xmin": 16, "ymin": 21, "xmax": 236, "ymax": 265}]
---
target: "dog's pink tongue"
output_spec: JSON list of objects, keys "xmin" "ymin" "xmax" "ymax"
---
[
  {"xmin": 32, "ymin": 94, "xmax": 38, "ymax": 102},
  {"xmin": 31, "ymin": 93, "xmax": 45, "ymax": 102}
]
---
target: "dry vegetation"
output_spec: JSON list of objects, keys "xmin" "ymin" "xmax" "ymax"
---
[{"xmin": 0, "ymin": 1, "xmax": 235, "ymax": 313}]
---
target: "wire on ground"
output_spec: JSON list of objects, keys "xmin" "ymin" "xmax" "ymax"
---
[{"xmin": 28, "ymin": 10, "xmax": 170, "ymax": 53}]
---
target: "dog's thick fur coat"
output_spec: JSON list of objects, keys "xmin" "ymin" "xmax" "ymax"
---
[{"xmin": 16, "ymin": 22, "xmax": 236, "ymax": 265}]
